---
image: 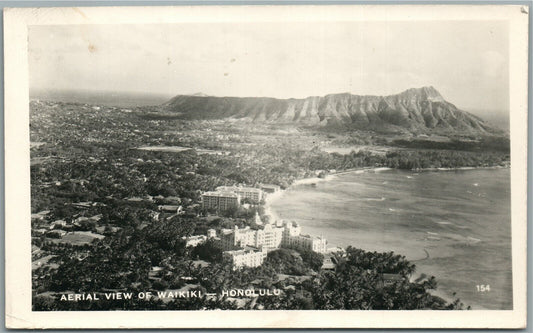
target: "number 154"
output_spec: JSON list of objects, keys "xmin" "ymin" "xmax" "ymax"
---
[{"xmin": 476, "ymin": 285, "xmax": 490, "ymax": 292}]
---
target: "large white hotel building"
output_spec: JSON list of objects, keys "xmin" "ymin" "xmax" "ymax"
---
[
  {"xmin": 216, "ymin": 186, "xmax": 263, "ymax": 203},
  {"xmin": 200, "ymin": 186, "xmax": 327, "ymax": 269},
  {"xmin": 201, "ymin": 191, "xmax": 240, "ymax": 210},
  {"xmin": 223, "ymin": 247, "xmax": 268, "ymax": 269},
  {"xmin": 219, "ymin": 218, "xmax": 328, "ymax": 269},
  {"xmin": 201, "ymin": 186, "xmax": 265, "ymax": 211}
]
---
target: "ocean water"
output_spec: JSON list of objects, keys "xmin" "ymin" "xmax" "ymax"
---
[
  {"xmin": 30, "ymin": 89, "xmax": 172, "ymax": 108},
  {"xmin": 269, "ymin": 168, "xmax": 512, "ymax": 310}
]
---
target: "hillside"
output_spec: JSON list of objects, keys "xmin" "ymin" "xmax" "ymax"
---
[{"xmin": 163, "ymin": 87, "xmax": 498, "ymax": 134}]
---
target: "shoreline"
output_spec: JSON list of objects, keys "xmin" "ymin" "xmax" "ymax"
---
[
  {"xmin": 262, "ymin": 165, "xmax": 507, "ymax": 309},
  {"xmin": 288, "ymin": 164, "xmax": 509, "ymax": 187},
  {"xmin": 291, "ymin": 167, "xmax": 394, "ymax": 186},
  {"xmin": 416, "ymin": 165, "xmax": 509, "ymax": 172},
  {"xmin": 264, "ymin": 164, "xmax": 508, "ymax": 222}
]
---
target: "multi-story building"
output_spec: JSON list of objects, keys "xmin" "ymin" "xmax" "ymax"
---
[
  {"xmin": 216, "ymin": 186, "xmax": 263, "ymax": 203},
  {"xmin": 284, "ymin": 234, "xmax": 328, "ymax": 254},
  {"xmin": 220, "ymin": 222, "xmax": 284, "ymax": 251},
  {"xmin": 233, "ymin": 226, "xmax": 257, "ymax": 249},
  {"xmin": 309, "ymin": 236, "xmax": 328, "ymax": 254},
  {"xmin": 201, "ymin": 191, "xmax": 240, "ymax": 210},
  {"xmin": 223, "ymin": 247, "xmax": 268, "ymax": 269},
  {"xmin": 256, "ymin": 223, "xmax": 284, "ymax": 249},
  {"xmin": 220, "ymin": 226, "xmax": 255, "ymax": 250},
  {"xmin": 217, "ymin": 216, "xmax": 327, "ymax": 264},
  {"xmin": 281, "ymin": 220, "xmax": 302, "ymax": 246}
]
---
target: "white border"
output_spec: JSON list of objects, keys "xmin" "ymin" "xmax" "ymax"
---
[{"xmin": 4, "ymin": 5, "xmax": 529, "ymax": 329}]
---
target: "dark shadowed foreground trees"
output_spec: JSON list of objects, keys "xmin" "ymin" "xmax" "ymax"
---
[
  {"xmin": 35, "ymin": 243, "xmax": 468, "ymax": 310},
  {"xmin": 259, "ymin": 247, "xmax": 469, "ymax": 310}
]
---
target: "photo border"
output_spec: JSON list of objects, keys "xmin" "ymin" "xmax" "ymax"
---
[{"xmin": 4, "ymin": 3, "xmax": 529, "ymax": 329}]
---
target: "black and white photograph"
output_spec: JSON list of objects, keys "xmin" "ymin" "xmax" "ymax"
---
[{"xmin": 4, "ymin": 4, "xmax": 529, "ymax": 329}]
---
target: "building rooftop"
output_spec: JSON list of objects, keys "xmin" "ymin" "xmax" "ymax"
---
[
  {"xmin": 224, "ymin": 246, "xmax": 263, "ymax": 256},
  {"xmin": 183, "ymin": 235, "xmax": 207, "ymax": 240},
  {"xmin": 158, "ymin": 205, "xmax": 181, "ymax": 210},
  {"xmin": 382, "ymin": 273, "xmax": 403, "ymax": 279},
  {"xmin": 217, "ymin": 186, "xmax": 262, "ymax": 193},
  {"xmin": 202, "ymin": 191, "xmax": 240, "ymax": 198},
  {"xmin": 221, "ymin": 228, "xmax": 233, "ymax": 235}
]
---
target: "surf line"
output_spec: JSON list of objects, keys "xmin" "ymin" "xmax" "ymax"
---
[{"xmin": 412, "ymin": 249, "xmax": 430, "ymax": 262}]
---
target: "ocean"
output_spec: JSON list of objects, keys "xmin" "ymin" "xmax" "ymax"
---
[
  {"xmin": 30, "ymin": 89, "xmax": 172, "ymax": 108},
  {"xmin": 268, "ymin": 168, "xmax": 512, "ymax": 310}
]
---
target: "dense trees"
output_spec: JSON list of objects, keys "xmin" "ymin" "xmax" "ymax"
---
[
  {"xmin": 264, "ymin": 249, "xmax": 311, "ymax": 275},
  {"xmin": 391, "ymin": 136, "xmax": 510, "ymax": 153},
  {"xmin": 34, "ymin": 227, "xmax": 467, "ymax": 310},
  {"xmin": 299, "ymin": 250, "xmax": 324, "ymax": 272},
  {"xmin": 191, "ymin": 239, "xmax": 222, "ymax": 262},
  {"xmin": 261, "ymin": 247, "xmax": 468, "ymax": 310},
  {"xmin": 30, "ymin": 104, "xmax": 509, "ymax": 215},
  {"xmin": 307, "ymin": 247, "xmax": 467, "ymax": 310},
  {"xmin": 30, "ymin": 101, "xmax": 483, "ymax": 311}
]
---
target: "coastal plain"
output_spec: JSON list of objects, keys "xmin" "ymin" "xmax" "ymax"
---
[{"xmin": 29, "ymin": 88, "xmax": 511, "ymax": 311}]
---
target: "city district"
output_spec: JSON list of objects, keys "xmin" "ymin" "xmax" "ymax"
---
[{"xmin": 188, "ymin": 185, "xmax": 332, "ymax": 269}]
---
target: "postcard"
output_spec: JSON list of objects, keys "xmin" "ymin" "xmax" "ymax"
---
[{"xmin": 4, "ymin": 4, "xmax": 529, "ymax": 328}]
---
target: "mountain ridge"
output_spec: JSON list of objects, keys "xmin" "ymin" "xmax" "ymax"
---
[{"xmin": 163, "ymin": 87, "xmax": 498, "ymax": 134}]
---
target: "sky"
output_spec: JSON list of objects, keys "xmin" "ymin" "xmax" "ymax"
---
[{"xmin": 28, "ymin": 21, "xmax": 509, "ymax": 114}]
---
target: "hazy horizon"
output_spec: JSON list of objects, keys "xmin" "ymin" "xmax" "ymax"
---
[
  {"xmin": 31, "ymin": 84, "xmax": 505, "ymax": 102},
  {"xmin": 30, "ymin": 87, "xmax": 510, "ymax": 130},
  {"xmin": 29, "ymin": 21, "xmax": 509, "ymax": 118}
]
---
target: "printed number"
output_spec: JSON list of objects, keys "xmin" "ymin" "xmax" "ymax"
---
[{"xmin": 476, "ymin": 285, "xmax": 490, "ymax": 292}]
